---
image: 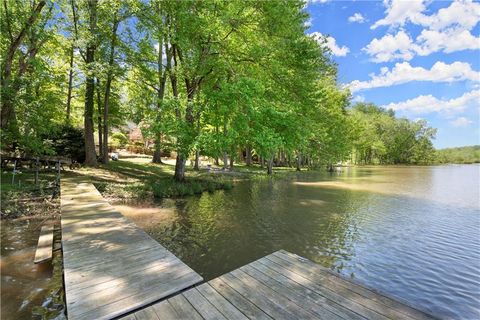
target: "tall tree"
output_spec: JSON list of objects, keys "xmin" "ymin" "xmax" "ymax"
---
[
  {"xmin": 83, "ymin": 0, "xmax": 98, "ymax": 166},
  {"xmin": 1, "ymin": 0, "xmax": 47, "ymax": 133}
]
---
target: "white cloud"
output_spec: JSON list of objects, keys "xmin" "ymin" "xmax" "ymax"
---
[
  {"xmin": 348, "ymin": 61, "xmax": 480, "ymax": 93},
  {"xmin": 380, "ymin": 90, "xmax": 480, "ymax": 115},
  {"xmin": 371, "ymin": 0, "xmax": 480, "ymax": 30},
  {"xmin": 363, "ymin": 30, "xmax": 417, "ymax": 62},
  {"xmin": 367, "ymin": 0, "xmax": 480, "ymax": 60},
  {"xmin": 450, "ymin": 117, "xmax": 474, "ymax": 127},
  {"xmin": 371, "ymin": 0, "xmax": 427, "ymax": 29},
  {"xmin": 348, "ymin": 13, "xmax": 366, "ymax": 23},
  {"xmin": 364, "ymin": 28, "xmax": 480, "ymax": 62},
  {"xmin": 416, "ymin": 0, "xmax": 480, "ymax": 31},
  {"xmin": 416, "ymin": 28, "xmax": 480, "ymax": 55},
  {"xmin": 310, "ymin": 32, "xmax": 350, "ymax": 57}
]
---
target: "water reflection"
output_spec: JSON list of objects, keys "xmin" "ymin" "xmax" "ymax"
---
[{"xmin": 117, "ymin": 165, "xmax": 479, "ymax": 319}]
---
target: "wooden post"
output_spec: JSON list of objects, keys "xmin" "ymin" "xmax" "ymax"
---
[
  {"xmin": 11, "ymin": 160, "xmax": 17, "ymax": 185},
  {"xmin": 56, "ymin": 160, "xmax": 61, "ymax": 184},
  {"xmin": 51, "ymin": 160, "xmax": 61, "ymax": 199}
]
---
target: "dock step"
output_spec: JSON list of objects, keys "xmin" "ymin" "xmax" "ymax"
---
[{"xmin": 34, "ymin": 225, "xmax": 54, "ymax": 264}]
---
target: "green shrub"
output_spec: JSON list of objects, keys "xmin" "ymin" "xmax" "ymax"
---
[
  {"xmin": 111, "ymin": 132, "xmax": 128, "ymax": 149},
  {"xmin": 41, "ymin": 124, "xmax": 85, "ymax": 163},
  {"xmin": 150, "ymin": 178, "xmax": 232, "ymax": 198}
]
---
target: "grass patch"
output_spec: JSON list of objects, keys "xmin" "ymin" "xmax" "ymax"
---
[
  {"xmin": 151, "ymin": 177, "xmax": 233, "ymax": 198},
  {"xmin": 93, "ymin": 176, "xmax": 233, "ymax": 199},
  {"xmin": 69, "ymin": 158, "xmax": 306, "ymax": 201},
  {"xmin": 1, "ymin": 170, "xmax": 59, "ymax": 219}
]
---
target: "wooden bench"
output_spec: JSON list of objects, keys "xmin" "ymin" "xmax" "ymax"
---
[{"xmin": 34, "ymin": 225, "xmax": 54, "ymax": 264}]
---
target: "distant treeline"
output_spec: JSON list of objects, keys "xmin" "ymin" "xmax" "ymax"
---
[
  {"xmin": 435, "ymin": 146, "xmax": 480, "ymax": 164},
  {"xmin": 349, "ymin": 103, "xmax": 436, "ymax": 165}
]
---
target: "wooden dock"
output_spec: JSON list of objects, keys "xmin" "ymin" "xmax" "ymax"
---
[
  {"xmin": 123, "ymin": 250, "xmax": 436, "ymax": 320},
  {"xmin": 60, "ymin": 179, "xmax": 203, "ymax": 320}
]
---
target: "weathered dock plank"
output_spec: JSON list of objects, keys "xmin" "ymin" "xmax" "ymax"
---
[
  {"xmin": 125, "ymin": 250, "xmax": 438, "ymax": 320},
  {"xmin": 61, "ymin": 179, "xmax": 203, "ymax": 320},
  {"xmin": 34, "ymin": 225, "xmax": 54, "ymax": 264}
]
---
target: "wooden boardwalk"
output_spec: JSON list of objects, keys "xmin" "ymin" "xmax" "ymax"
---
[
  {"xmin": 61, "ymin": 179, "xmax": 203, "ymax": 320},
  {"xmin": 123, "ymin": 250, "xmax": 436, "ymax": 320}
]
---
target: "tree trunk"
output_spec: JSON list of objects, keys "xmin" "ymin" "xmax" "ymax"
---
[
  {"xmin": 152, "ymin": 135, "xmax": 162, "ymax": 163},
  {"xmin": 267, "ymin": 156, "xmax": 274, "ymax": 175},
  {"xmin": 96, "ymin": 78, "xmax": 103, "ymax": 159},
  {"xmin": 214, "ymin": 157, "xmax": 219, "ymax": 166},
  {"xmin": 168, "ymin": 41, "xmax": 187, "ymax": 182},
  {"xmin": 296, "ymin": 152, "xmax": 301, "ymax": 171},
  {"xmin": 194, "ymin": 150, "xmax": 200, "ymax": 170},
  {"xmin": 223, "ymin": 152, "xmax": 228, "ymax": 170},
  {"xmin": 223, "ymin": 118, "xmax": 228, "ymax": 170},
  {"xmin": 83, "ymin": 0, "xmax": 98, "ymax": 166},
  {"xmin": 102, "ymin": 16, "xmax": 119, "ymax": 165},
  {"xmin": 245, "ymin": 145, "xmax": 252, "ymax": 166},
  {"xmin": 259, "ymin": 156, "xmax": 263, "ymax": 168},
  {"xmin": 66, "ymin": 44, "xmax": 74, "ymax": 124},
  {"xmin": 229, "ymin": 156, "xmax": 234, "ymax": 170},
  {"xmin": 174, "ymin": 154, "xmax": 186, "ymax": 182},
  {"xmin": 152, "ymin": 27, "xmax": 166, "ymax": 164}
]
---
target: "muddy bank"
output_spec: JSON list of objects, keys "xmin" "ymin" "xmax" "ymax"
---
[{"xmin": 1, "ymin": 216, "xmax": 65, "ymax": 319}]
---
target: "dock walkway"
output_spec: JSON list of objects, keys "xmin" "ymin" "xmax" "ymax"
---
[
  {"xmin": 124, "ymin": 250, "xmax": 436, "ymax": 320},
  {"xmin": 61, "ymin": 179, "xmax": 203, "ymax": 320}
]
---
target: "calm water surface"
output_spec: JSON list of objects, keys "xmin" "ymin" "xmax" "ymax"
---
[{"xmin": 120, "ymin": 165, "xmax": 480, "ymax": 319}]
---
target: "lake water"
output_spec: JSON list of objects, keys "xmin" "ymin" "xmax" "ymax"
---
[
  {"xmin": 1, "ymin": 165, "xmax": 479, "ymax": 319},
  {"xmin": 118, "ymin": 165, "xmax": 480, "ymax": 319}
]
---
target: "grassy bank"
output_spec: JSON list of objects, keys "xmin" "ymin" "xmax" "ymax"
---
[
  {"xmin": 1, "ymin": 157, "xmax": 305, "ymax": 217},
  {"xmin": 70, "ymin": 157, "xmax": 306, "ymax": 201},
  {"xmin": 1, "ymin": 170, "xmax": 60, "ymax": 219}
]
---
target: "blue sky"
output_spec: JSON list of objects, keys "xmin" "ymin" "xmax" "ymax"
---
[{"xmin": 305, "ymin": 0, "xmax": 480, "ymax": 148}]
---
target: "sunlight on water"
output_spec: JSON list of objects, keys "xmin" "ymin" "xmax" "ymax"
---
[{"xmin": 117, "ymin": 165, "xmax": 480, "ymax": 319}]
